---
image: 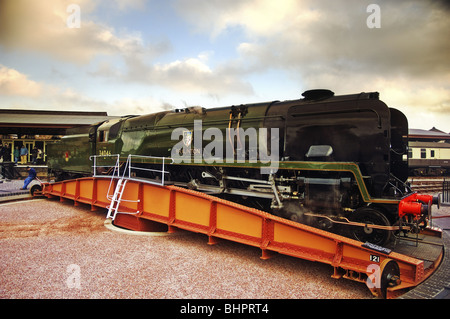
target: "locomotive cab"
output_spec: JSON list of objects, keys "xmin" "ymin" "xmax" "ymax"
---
[{"xmin": 96, "ymin": 117, "xmax": 129, "ymax": 156}]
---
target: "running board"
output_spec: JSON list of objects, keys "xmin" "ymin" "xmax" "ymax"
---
[
  {"xmin": 39, "ymin": 176, "xmax": 443, "ymax": 299},
  {"xmin": 173, "ymin": 181, "xmax": 275, "ymax": 198}
]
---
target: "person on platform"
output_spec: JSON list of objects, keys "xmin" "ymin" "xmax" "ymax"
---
[
  {"xmin": 14, "ymin": 146, "xmax": 19, "ymax": 163},
  {"xmin": 31, "ymin": 146, "xmax": 38, "ymax": 164},
  {"xmin": 20, "ymin": 166, "xmax": 36, "ymax": 190},
  {"xmin": 36, "ymin": 148, "xmax": 43, "ymax": 164},
  {"xmin": 20, "ymin": 145, "xmax": 28, "ymax": 164},
  {"xmin": 3, "ymin": 144, "xmax": 11, "ymax": 162}
]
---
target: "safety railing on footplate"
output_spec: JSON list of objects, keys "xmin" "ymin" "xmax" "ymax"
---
[
  {"xmin": 90, "ymin": 154, "xmax": 121, "ymax": 202},
  {"xmin": 90, "ymin": 154, "xmax": 173, "ymax": 220}
]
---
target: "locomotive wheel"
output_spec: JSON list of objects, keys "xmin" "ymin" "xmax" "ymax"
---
[
  {"xmin": 350, "ymin": 207, "xmax": 392, "ymax": 246},
  {"xmin": 289, "ymin": 213, "xmax": 301, "ymax": 223}
]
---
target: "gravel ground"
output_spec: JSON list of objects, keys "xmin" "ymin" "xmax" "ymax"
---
[{"xmin": 0, "ymin": 197, "xmax": 372, "ymax": 299}]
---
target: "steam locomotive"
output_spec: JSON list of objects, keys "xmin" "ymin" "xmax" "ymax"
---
[{"xmin": 47, "ymin": 89, "xmax": 439, "ymax": 245}]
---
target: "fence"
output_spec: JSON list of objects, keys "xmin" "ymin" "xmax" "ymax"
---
[
  {"xmin": 443, "ymin": 179, "xmax": 450, "ymax": 205},
  {"xmin": 0, "ymin": 162, "xmax": 22, "ymax": 179},
  {"xmin": 90, "ymin": 154, "xmax": 173, "ymax": 186}
]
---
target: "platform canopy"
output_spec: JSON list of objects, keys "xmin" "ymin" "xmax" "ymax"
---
[
  {"xmin": 409, "ymin": 128, "xmax": 450, "ymax": 142},
  {"xmin": 0, "ymin": 109, "xmax": 118, "ymax": 136}
]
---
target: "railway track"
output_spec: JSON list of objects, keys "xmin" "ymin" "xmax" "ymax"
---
[{"xmin": 408, "ymin": 177, "xmax": 446, "ymax": 193}]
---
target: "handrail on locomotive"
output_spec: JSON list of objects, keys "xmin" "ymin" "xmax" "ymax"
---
[{"xmin": 90, "ymin": 153, "xmax": 174, "ymax": 184}]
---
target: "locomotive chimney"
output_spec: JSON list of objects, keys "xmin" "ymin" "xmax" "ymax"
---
[{"xmin": 302, "ymin": 89, "xmax": 334, "ymax": 101}]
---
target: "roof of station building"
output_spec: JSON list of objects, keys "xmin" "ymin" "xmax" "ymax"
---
[{"xmin": 0, "ymin": 109, "xmax": 118, "ymax": 135}]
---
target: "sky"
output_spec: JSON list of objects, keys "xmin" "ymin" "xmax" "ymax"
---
[{"xmin": 0, "ymin": 0, "xmax": 449, "ymax": 131}]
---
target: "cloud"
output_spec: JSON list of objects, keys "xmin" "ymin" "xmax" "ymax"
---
[
  {"xmin": 174, "ymin": 0, "xmax": 306, "ymax": 38},
  {"xmin": 0, "ymin": 65, "xmax": 181, "ymax": 115},
  {"xmin": 245, "ymin": 1, "xmax": 447, "ymax": 78},
  {"xmin": 112, "ymin": 0, "xmax": 147, "ymax": 11},
  {"xmin": 174, "ymin": 0, "xmax": 450, "ymax": 128},
  {"xmin": 120, "ymin": 53, "xmax": 254, "ymax": 95},
  {"xmin": 175, "ymin": 0, "xmax": 450, "ymax": 79},
  {"xmin": 0, "ymin": 0, "xmax": 251, "ymax": 98},
  {"xmin": 1, "ymin": 0, "xmax": 449, "ymax": 130},
  {"xmin": 374, "ymin": 78, "xmax": 450, "ymax": 115},
  {"xmin": 0, "ymin": 65, "xmax": 42, "ymax": 97},
  {"xmin": 0, "ymin": 0, "xmax": 153, "ymax": 64},
  {"xmin": 0, "ymin": 64, "xmax": 103, "ymax": 111}
]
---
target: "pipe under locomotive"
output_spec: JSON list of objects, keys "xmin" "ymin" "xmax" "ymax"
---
[{"xmin": 47, "ymin": 89, "xmax": 440, "ymax": 246}]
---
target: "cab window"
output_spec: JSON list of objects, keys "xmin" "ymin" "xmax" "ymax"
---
[
  {"xmin": 98, "ymin": 130, "xmax": 108, "ymax": 142},
  {"xmin": 109, "ymin": 122, "xmax": 122, "ymax": 140}
]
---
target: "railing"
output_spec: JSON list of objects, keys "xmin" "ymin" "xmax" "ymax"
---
[
  {"xmin": 90, "ymin": 154, "xmax": 121, "ymax": 179},
  {"xmin": 90, "ymin": 154, "xmax": 173, "ymax": 186},
  {"xmin": 90, "ymin": 154, "xmax": 121, "ymax": 201},
  {"xmin": 443, "ymin": 179, "xmax": 450, "ymax": 205},
  {"xmin": 90, "ymin": 154, "xmax": 173, "ymax": 208},
  {"xmin": 123, "ymin": 154, "xmax": 174, "ymax": 186}
]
